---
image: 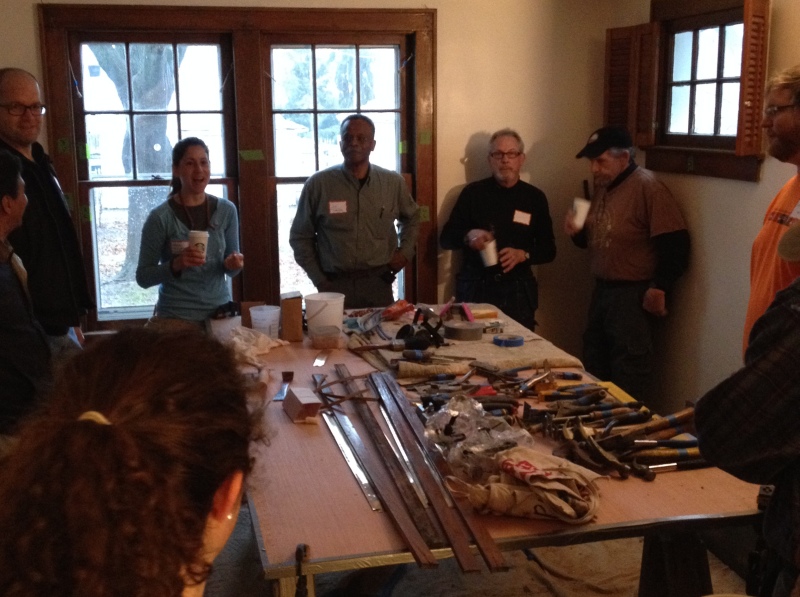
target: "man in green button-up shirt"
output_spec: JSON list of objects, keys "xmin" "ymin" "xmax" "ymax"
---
[{"xmin": 289, "ymin": 114, "xmax": 419, "ymax": 309}]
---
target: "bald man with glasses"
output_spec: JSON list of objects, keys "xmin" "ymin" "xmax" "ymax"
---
[
  {"xmin": 440, "ymin": 128, "xmax": 555, "ymax": 331},
  {"xmin": 743, "ymin": 64, "xmax": 800, "ymax": 354},
  {"xmin": 0, "ymin": 68, "xmax": 92, "ymax": 361}
]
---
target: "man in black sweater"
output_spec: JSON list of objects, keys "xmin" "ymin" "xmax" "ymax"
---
[{"xmin": 440, "ymin": 128, "xmax": 556, "ymax": 331}]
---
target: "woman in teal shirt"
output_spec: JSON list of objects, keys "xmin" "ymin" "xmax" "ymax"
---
[{"xmin": 136, "ymin": 137, "xmax": 243, "ymax": 329}]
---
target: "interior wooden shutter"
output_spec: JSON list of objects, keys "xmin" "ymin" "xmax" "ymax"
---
[
  {"xmin": 736, "ymin": 0, "xmax": 770, "ymax": 156},
  {"xmin": 603, "ymin": 22, "xmax": 660, "ymax": 148}
]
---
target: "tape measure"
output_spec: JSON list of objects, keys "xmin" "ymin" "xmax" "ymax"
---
[
  {"xmin": 443, "ymin": 321, "xmax": 484, "ymax": 341},
  {"xmin": 492, "ymin": 334, "xmax": 524, "ymax": 347}
]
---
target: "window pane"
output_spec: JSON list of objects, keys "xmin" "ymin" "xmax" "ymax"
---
[
  {"xmin": 316, "ymin": 46, "xmax": 357, "ymax": 111},
  {"xmin": 360, "ymin": 47, "xmax": 399, "ymax": 109},
  {"xmin": 693, "ymin": 82, "xmax": 717, "ymax": 134},
  {"xmin": 723, "ymin": 24, "xmax": 744, "ymax": 78},
  {"xmin": 720, "ymin": 82, "xmax": 740, "ymax": 136},
  {"xmin": 317, "ymin": 113, "xmax": 345, "ymax": 171},
  {"xmin": 672, "ymin": 32, "xmax": 693, "ymax": 83},
  {"xmin": 86, "ymin": 114, "xmax": 131, "ymax": 181},
  {"xmin": 92, "ymin": 186, "xmax": 160, "ymax": 317},
  {"xmin": 277, "ymin": 183, "xmax": 317, "ymax": 298},
  {"xmin": 367, "ymin": 112, "xmax": 400, "ymax": 172},
  {"xmin": 130, "ymin": 44, "xmax": 176, "ymax": 111},
  {"xmin": 274, "ymin": 113, "xmax": 316, "ymax": 177},
  {"xmin": 180, "ymin": 113, "xmax": 225, "ymax": 177},
  {"xmin": 81, "ymin": 44, "xmax": 129, "ymax": 111},
  {"xmin": 668, "ymin": 85, "xmax": 690, "ymax": 133},
  {"xmin": 272, "ymin": 46, "xmax": 313, "ymax": 110},
  {"xmin": 177, "ymin": 45, "xmax": 222, "ymax": 111},
  {"xmin": 133, "ymin": 113, "xmax": 177, "ymax": 179},
  {"xmin": 696, "ymin": 27, "xmax": 719, "ymax": 80}
]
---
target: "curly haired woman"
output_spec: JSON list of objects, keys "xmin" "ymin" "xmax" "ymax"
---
[{"xmin": 0, "ymin": 328, "xmax": 256, "ymax": 597}]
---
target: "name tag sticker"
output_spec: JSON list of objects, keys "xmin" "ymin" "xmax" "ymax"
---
[
  {"xmin": 329, "ymin": 201, "xmax": 348, "ymax": 214},
  {"xmin": 513, "ymin": 210, "xmax": 531, "ymax": 226},
  {"xmin": 171, "ymin": 240, "xmax": 189, "ymax": 255}
]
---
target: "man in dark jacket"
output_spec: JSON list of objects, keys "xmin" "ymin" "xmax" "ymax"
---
[{"xmin": 0, "ymin": 68, "xmax": 92, "ymax": 361}]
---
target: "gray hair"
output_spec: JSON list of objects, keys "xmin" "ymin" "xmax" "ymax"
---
[
  {"xmin": 609, "ymin": 146, "xmax": 636, "ymax": 160},
  {"xmin": 766, "ymin": 64, "xmax": 800, "ymax": 105},
  {"xmin": 489, "ymin": 128, "xmax": 525, "ymax": 154}
]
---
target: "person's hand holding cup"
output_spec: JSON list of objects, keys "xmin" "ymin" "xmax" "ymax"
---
[
  {"xmin": 465, "ymin": 229, "xmax": 498, "ymax": 267},
  {"xmin": 171, "ymin": 231, "xmax": 208, "ymax": 273},
  {"xmin": 565, "ymin": 198, "xmax": 591, "ymax": 236}
]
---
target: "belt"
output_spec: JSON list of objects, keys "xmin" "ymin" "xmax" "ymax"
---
[
  {"xmin": 326, "ymin": 266, "xmax": 389, "ymax": 280},
  {"xmin": 482, "ymin": 266, "xmax": 533, "ymax": 283},
  {"xmin": 594, "ymin": 278, "xmax": 650, "ymax": 289}
]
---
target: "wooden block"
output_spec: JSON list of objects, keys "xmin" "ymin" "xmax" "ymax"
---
[
  {"xmin": 280, "ymin": 291, "xmax": 304, "ymax": 342},
  {"xmin": 282, "ymin": 387, "xmax": 321, "ymax": 422},
  {"xmin": 469, "ymin": 303, "xmax": 500, "ymax": 319}
]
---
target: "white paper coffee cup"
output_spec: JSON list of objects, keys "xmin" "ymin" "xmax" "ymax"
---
[
  {"xmin": 572, "ymin": 198, "xmax": 591, "ymax": 230},
  {"xmin": 187, "ymin": 230, "xmax": 209, "ymax": 258},
  {"xmin": 480, "ymin": 238, "xmax": 498, "ymax": 267}
]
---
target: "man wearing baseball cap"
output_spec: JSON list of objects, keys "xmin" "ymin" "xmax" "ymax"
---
[{"xmin": 564, "ymin": 125, "xmax": 690, "ymax": 401}]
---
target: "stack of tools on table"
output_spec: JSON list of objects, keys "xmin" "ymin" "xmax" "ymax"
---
[
  {"xmin": 543, "ymin": 403, "xmax": 705, "ymax": 482},
  {"xmin": 402, "ymin": 362, "xmax": 571, "ymax": 418}
]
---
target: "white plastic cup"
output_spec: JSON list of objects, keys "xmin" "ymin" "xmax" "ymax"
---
[
  {"xmin": 305, "ymin": 292, "xmax": 345, "ymax": 332},
  {"xmin": 480, "ymin": 238, "xmax": 498, "ymax": 267},
  {"xmin": 572, "ymin": 198, "xmax": 591, "ymax": 230},
  {"xmin": 250, "ymin": 305, "xmax": 281, "ymax": 338},
  {"xmin": 188, "ymin": 230, "xmax": 209, "ymax": 258}
]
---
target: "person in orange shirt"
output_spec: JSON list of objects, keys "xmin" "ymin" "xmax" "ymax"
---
[{"xmin": 744, "ymin": 64, "xmax": 800, "ymax": 353}]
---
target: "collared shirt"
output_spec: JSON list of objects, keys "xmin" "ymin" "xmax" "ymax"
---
[
  {"xmin": 696, "ymin": 277, "xmax": 800, "ymax": 566},
  {"xmin": 289, "ymin": 163, "xmax": 420, "ymax": 287}
]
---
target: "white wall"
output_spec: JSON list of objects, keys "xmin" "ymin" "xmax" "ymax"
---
[{"xmin": 6, "ymin": 0, "xmax": 800, "ymax": 412}]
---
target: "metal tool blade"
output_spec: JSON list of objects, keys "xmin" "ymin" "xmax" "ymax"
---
[
  {"xmin": 313, "ymin": 350, "xmax": 330, "ymax": 367},
  {"xmin": 272, "ymin": 371, "xmax": 293, "ymax": 402},
  {"xmin": 379, "ymin": 404, "xmax": 429, "ymax": 508},
  {"xmin": 320, "ymin": 411, "xmax": 383, "ymax": 511}
]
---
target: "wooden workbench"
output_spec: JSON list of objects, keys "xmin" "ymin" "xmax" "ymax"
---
[{"xmin": 246, "ymin": 336, "xmax": 760, "ymax": 597}]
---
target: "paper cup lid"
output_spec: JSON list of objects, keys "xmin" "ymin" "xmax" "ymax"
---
[{"xmin": 778, "ymin": 224, "xmax": 800, "ymax": 262}]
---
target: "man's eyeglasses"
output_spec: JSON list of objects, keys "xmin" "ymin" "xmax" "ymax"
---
[
  {"xmin": 489, "ymin": 150, "xmax": 522, "ymax": 160},
  {"xmin": 763, "ymin": 104, "xmax": 798, "ymax": 119},
  {"xmin": 0, "ymin": 103, "xmax": 47, "ymax": 116}
]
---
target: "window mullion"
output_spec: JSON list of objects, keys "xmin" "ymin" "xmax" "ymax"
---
[
  {"xmin": 125, "ymin": 43, "xmax": 138, "ymax": 179},
  {"xmin": 311, "ymin": 44, "xmax": 320, "ymax": 173},
  {"xmin": 173, "ymin": 43, "xmax": 181, "ymax": 140},
  {"xmin": 688, "ymin": 30, "xmax": 699, "ymax": 136}
]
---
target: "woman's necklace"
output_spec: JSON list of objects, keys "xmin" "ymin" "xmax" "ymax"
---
[{"xmin": 175, "ymin": 193, "xmax": 210, "ymax": 230}]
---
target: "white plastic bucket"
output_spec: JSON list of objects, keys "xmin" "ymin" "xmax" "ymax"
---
[
  {"xmin": 305, "ymin": 292, "xmax": 345, "ymax": 332},
  {"xmin": 250, "ymin": 305, "xmax": 281, "ymax": 339}
]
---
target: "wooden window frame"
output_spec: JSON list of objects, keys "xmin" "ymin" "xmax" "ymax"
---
[
  {"xmin": 39, "ymin": 5, "xmax": 437, "ymax": 330},
  {"xmin": 604, "ymin": 0, "xmax": 769, "ymax": 181}
]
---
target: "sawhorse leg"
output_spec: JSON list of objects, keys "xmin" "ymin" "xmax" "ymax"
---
[{"xmin": 638, "ymin": 532, "xmax": 713, "ymax": 597}]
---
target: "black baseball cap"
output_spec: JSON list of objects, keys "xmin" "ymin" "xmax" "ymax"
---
[{"xmin": 576, "ymin": 126, "xmax": 633, "ymax": 159}]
